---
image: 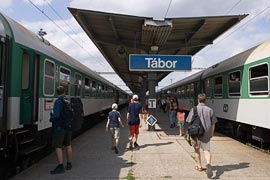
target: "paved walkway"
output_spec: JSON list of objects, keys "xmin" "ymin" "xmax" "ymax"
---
[{"xmin": 12, "ymin": 108, "xmax": 270, "ymax": 179}]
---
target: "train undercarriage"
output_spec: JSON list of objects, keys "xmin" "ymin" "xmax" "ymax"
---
[{"xmin": 216, "ymin": 118, "xmax": 270, "ymax": 149}]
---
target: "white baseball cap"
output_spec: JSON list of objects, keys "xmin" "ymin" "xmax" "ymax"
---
[
  {"xmin": 132, "ymin": 94, "xmax": 139, "ymax": 100},
  {"xmin": 112, "ymin": 103, "xmax": 118, "ymax": 110}
]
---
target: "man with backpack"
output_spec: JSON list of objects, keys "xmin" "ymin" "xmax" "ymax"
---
[
  {"xmin": 50, "ymin": 86, "xmax": 73, "ymax": 174},
  {"xmin": 186, "ymin": 93, "xmax": 217, "ymax": 179}
]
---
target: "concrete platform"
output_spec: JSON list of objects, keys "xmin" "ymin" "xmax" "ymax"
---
[{"xmin": 11, "ymin": 108, "xmax": 270, "ymax": 180}]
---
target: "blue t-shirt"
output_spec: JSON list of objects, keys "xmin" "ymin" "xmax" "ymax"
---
[
  {"xmin": 128, "ymin": 102, "xmax": 142, "ymax": 125},
  {"xmin": 108, "ymin": 110, "xmax": 121, "ymax": 128}
]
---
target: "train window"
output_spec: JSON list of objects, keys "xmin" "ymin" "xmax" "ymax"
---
[
  {"xmin": 186, "ymin": 85, "xmax": 190, "ymax": 98},
  {"xmin": 228, "ymin": 71, "xmax": 241, "ymax": 97},
  {"xmin": 214, "ymin": 76, "xmax": 223, "ymax": 97},
  {"xmin": 74, "ymin": 73, "xmax": 82, "ymax": 97},
  {"xmin": 84, "ymin": 78, "xmax": 90, "ymax": 97},
  {"xmin": 98, "ymin": 84, "xmax": 102, "ymax": 97},
  {"xmin": 249, "ymin": 64, "xmax": 268, "ymax": 96},
  {"xmin": 190, "ymin": 84, "xmax": 194, "ymax": 97},
  {"xmin": 22, "ymin": 54, "xmax": 30, "ymax": 90},
  {"xmin": 205, "ymin": 78, "xmax": 212, "ymax": 98},
  {"xmin": 181, "ymin": 87, "xmax": 185, "ymax": 98},
  {"xmin": 44, "ymin": 60, "xmax": 55, "ymax": 95},
  {"xmin": 91, "ymin": 80, "xmax": 97, "ymax": 97},
  {"xmin": 177, "ymin": 87, "xmax": 181, "ymax": 98},
  {"xmin": 59, "ymin": 67, "xmax": 70, "ymax": 95},
  {"xmin": 104, "ymin": 86, "xmax": 108, "ymax": 97}
]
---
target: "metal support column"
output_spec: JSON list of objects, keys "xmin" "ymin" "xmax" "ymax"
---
[
  {"xmin": 148, "ymin": 72, "xmax": 156, "ymax": 131},
  {"xmin": 140, "ymin": 77, "xmax": 147, "ymax": 109}
]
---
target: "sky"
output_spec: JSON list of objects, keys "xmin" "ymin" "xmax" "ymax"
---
[{"xmin": 1, "ymin": 0, "xmax": 270, "ymax": 93}]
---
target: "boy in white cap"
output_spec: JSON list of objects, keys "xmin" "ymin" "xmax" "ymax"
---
[
  {"xmin": 126, "ymin": 94, "xmax": 143, "ymax": 150},
  {"xmin": 106, "ymin": 103, "xmax": 124, "ymax": 154}
]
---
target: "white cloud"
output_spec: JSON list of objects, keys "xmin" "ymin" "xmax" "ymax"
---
[
  {"xmin": 23, "ymin": 0, "xmax": 53, "ymax": 6},
  {"xmin": 0, "ymin": 0, "xmax": 12, "ymax": 9}
]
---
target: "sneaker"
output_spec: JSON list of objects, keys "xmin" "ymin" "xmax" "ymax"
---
[
  {"xmin": 206, "ymin": 164, "xmax": 213, "ymax": 178},
  {"xmin": 114, "ymin": 147, "xmax": 119, "ymax": 154},
  {"xmin": 66, "ymin": 162, "xmax": 72, "ymax": 170},
  {"xmin": 128, "ymin": 141, "xmax": 133, "ymax": 150},
  {"xmin": 134, "ymin": 142, "xmax": 139, "ymax": 149},
  {"xmin": 50, "ymin": 164, "xmax": 65, "ymax": 174}
]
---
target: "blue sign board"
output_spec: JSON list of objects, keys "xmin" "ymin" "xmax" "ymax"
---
[
  {"xmin": 146, "ymin": 115, "xmax": 157, "ymax": 126},
  {"xmin": 129, "ymin": 54, "xmax": 191, "ymax": 71}
]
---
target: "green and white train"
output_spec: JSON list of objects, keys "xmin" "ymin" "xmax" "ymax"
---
[
  {"xmin": 160, "ymin": 41, "xmax": 270, "ymax": 144},
  {"xmin": 0, "ymin": 12, "xmax": 128, "ymax": 174}
]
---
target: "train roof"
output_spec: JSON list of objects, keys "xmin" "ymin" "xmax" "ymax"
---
[
  {"xmin": 0, "ymin": 17, "xmax": 5, "ymax": 37},
  {"xmin": 0, "ymin": 13, "xmax": 120, "ymax": 90},
  {"xmin": 202, "ymin": 41, "xmax": 270, "ymax": 78},
  {"xmin": 160, "ymin": 41, "xmax": 270, "ymax": 92},
  {"xmin": 160, "ymin": 70, "xmax": 203, "ymax": 91}
]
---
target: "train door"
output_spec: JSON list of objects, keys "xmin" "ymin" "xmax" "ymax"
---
[
  {"xmin": 0, "ymin": 35, "xmax": 8, "ymax": 133},
  {"xmin": 0, "ymin": 40, "xmax": 2, "ymax": 131},
  {"xmin": 20, "ymin": 51, "xmax": 39, "ymax": 124}
]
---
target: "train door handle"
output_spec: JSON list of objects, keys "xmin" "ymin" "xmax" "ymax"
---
[{"xmin": 24, "ymin": 95, "xmax": 32, "ymax": 102}]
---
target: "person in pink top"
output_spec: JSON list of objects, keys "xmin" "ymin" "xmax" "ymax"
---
[{"xmin": 176, "ymin": 106, "xmax": 185, "ymax": 136}]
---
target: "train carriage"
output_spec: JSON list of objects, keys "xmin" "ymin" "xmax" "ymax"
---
[
  {"xmin": 160, "ymin": 41, "xmax": 270, "ymax": 144},
  {"xmin": 0, "ymin": 12, "xmax": 128, "ymax": 176}
]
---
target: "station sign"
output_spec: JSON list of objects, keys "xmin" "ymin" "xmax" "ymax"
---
[{"xmin": 129, "ymin": 54, "xmax": 191, "ymax": 71}]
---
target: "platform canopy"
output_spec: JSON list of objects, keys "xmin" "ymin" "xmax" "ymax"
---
[{"xmin": 69, "ymin": 7, "xmax": 247, "ymax": 93}]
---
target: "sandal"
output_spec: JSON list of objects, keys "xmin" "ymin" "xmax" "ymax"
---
[{"xmin": 195, "ymin": 165, "xmax": 205, "ymax": 172}]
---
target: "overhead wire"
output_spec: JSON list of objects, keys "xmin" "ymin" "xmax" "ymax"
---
[
  {"xmin": 226, "ymin": 0, "xmax": 242, "ymax": 14},
  {"xmin": 194, "ymin": 4, "xmax": 270, "ymax": 63},
  {"xmin": 164, "ymin": 0, "xmax": 173, "ymax": 18},
  {"xmin": 27, "ymin": 0, "xmax": 113, "ymax": 72}
]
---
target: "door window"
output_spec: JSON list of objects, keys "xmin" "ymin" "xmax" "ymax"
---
[
  {"xmin": 22, "ymin": 54, "xmax": 30, "ymax": 90},
  {"xmin": 59, "ymin": 67, "xmax": 70, "ymax": 95},
  {"xmin": 74, "ymin": 73, "xmax": 82, "ymax": 96},
  {"xmin": 44, "ymin": 60, "xmax": 55, "ymax": 95}
]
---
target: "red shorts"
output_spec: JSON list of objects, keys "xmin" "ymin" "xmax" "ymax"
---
[{"xmin": 129, "ymin": 124, "xmax": 139, "ymax": 136}]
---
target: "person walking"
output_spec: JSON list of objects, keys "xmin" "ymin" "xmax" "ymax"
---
[
  {"xmin": 50, "ymin": 86, "xmax": 73, "ymax": 174},
  {"xmin": 169, "ymin": 100, "xmax": 177, "ymax": 128},
  {"xmin": 186, "ymin": 93, "xmax": 217, "ymax": 178},
  {"xmin": 105, "ymin": 103, "xmax": 124, "ymax": 154},
  {"xmin": 126, "ymin": 94, "xmax": 143, "ymax": 150},
  {"xmin": 176, "ymin": 106, "xmax": 185, "ymax": 136}
]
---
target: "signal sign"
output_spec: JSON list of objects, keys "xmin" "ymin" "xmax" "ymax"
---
[{"xmin": 146, "ymin": 115, "xmax": 157, "ymax": 126}]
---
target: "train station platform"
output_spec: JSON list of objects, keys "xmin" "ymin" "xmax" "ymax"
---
[{"xmin": 11, "ymin": 107, "xmax": 270, "ymax": 180}]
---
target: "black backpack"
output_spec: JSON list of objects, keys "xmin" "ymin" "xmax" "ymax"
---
[
  {"xmin": 60, "ymin": 97, "xmax": 74, "ymax": 131},
  {"xmin": 188, "ymin": 106, "xmax": 204, "ymax": 137}
]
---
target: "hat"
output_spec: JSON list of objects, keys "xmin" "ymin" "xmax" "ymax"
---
[
  {"xmin": 178, "ymin": 106, "xmax": 184, "ymax": 111},
  {"xmin": 132, "ymin": 94, "xmax": 139, "ymax": 100},
  {"xmin": 112, "ymin": 103, "xmax": 118, "ymax": 110}
]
